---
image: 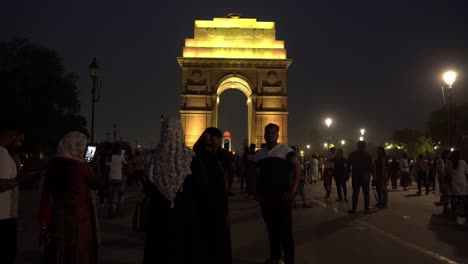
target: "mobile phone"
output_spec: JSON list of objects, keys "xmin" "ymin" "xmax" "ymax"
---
[{"xmin": 85, "ymin": 145, "xmax": 97, "ymax": 162}]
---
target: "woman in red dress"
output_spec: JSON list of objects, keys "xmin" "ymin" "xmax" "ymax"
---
[{"xmin": 39, "ymin": 131, "xmax": 99, "ymax": 264}]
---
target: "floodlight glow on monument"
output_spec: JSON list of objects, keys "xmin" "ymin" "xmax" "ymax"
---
[
  {"xmin": 183, "ymin": 16, "xmax": 287, "ymax": 59},
  {"xmin": 443, "ymin": 70, "xmax": 457, "ymax": 88}
]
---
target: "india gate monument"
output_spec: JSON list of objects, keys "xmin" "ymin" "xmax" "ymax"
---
[{"xmin": 177, "ymin": 13, "xmax": 292, "ymax": 147}]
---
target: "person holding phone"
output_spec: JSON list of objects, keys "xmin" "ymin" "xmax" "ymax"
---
[{"xmin": 39, "ymin": 131, "xmax": 99, "ymax": 264}]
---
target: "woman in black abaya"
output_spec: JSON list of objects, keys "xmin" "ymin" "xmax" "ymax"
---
[{"xmin": 191, "ymin": 127, "xmax": 232, "ymax": 264}]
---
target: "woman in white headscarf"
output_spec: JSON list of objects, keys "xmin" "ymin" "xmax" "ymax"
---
[
  {"xmin": 143, "ymin": 118, "xmax": 195, "ymax": 264},
  {"xmin": 39, "ymin": 131, "xmax": 99, "ymax": 264}
]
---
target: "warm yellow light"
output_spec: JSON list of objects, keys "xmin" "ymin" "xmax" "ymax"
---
[
  {"xmin": 182, "ymin": 16, "xmax": 287, "ymax": 59},
  {"xmin": 324, "ymin": 143, "xmax": 328, "ymax": 148},
  {"xmin": 341, "ymin": 140, "xmax": 345, "ymax": 145},
  {"xmin": 182, "ymin": 47, "xmax": 286, "ymax": 59},
  {"xmin": 443, "ymin": 70, "xmax": 457, "ymax": 88},
  {"xmin": 306, "ymin": 144, "xmax": 310, "ymax": 149},
  {"xmin": 359, "ymin": 136, "xmax": 364, "ymax": 141},
  {"xmin": 325, "ymin": 118, "xmax": 332, "ymax": 128},
  {"xmin": 360, "ymin": 128, "xmax": 365, "ymax": 135},
  {"xmin": 217, "ymin": 76, "xmax": 252, "ymax": 97},
  {"xmin": 195, "ymin": 18, "xmax": 275, "ymax": 29}
]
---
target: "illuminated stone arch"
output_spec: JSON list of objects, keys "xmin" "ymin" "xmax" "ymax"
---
[{"xmin": 178, "ymin": 14, "xmax": 292, "ymax": 148}]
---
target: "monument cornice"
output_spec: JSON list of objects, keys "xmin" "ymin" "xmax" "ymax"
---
[{"xmin": 177, "ymin": 57, "xmax": 292, "ymax": 69}]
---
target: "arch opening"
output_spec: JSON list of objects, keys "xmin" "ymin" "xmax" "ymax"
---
[{"xmin": 217, "ymin": 89, "xmax": 248, "ymax": 152}]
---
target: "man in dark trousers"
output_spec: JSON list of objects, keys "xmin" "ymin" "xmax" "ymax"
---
[
  {"xmin": 347, "ymin": 141, "xmax": 373, "ymax": 214},
  {"xmin": 255, "ymin": 123, "xmax": 302, "ymax": 264}
]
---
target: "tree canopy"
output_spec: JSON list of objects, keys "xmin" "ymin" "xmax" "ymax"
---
[
  {"xmin": 0, "ymin": 39, "xmax": 87, "ymax": 156},
  {"xmin": 389, "ymin": 128, "xmax": 434, "ymax": 158},
  {"xmin": 427, "ymin": 103, "xmax": 468, "ymax": 149}
]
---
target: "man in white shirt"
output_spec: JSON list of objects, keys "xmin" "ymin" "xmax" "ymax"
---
[
  {"xmin": 106, "ymin": 145, "xmax": 125, "ymax": 214},
  {"xmin": 0, "ymin": 121, "xmax": 24, "ymax": 264},
  {"xmin": 255, "ymin": 123, "xmax": 301, "ymax": 264}
]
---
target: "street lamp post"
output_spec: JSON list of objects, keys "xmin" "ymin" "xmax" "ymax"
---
[
  {"xmin": 89, "ymin": 58, "xmax": 99, "ymax": 144},
  {"xmin": 325, "ymin": 118, "xmax": 333, "ymax": 149},
  {"xmin": 113, "ymin": 124, "xmax": 117, "ymax": 145},
  {"xmin": 443, "ymin": 70, "xmax": 457, "ymax": 149}
]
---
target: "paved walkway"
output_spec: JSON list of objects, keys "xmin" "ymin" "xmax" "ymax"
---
[{"xmin": 16, "ymin": 181, "xmax": 468, "ymax": 263}]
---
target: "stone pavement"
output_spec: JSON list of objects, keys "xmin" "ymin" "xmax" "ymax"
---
[{"xmin": 15, "ymin": 180, "xmax": 468, "ymax": 264}]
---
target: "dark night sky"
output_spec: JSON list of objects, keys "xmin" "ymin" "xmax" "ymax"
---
[{"xmin": 2, "ymin": 0, "xmax": 468, "ymax": 152}]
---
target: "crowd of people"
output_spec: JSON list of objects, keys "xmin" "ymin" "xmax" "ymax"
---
[
  {"xmin": 1, "ymin": 118, "xmax": 467, "ymax": 264},
  {"xmin": 298, "ymin": 142, "xmax": 468, "ymax": 218}
]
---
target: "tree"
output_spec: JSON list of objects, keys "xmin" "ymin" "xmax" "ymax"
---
[
  {"xmin": 0, "ymin": 39, "xmax": 87, "ymax": 157},
  {"xmin": 427, "ymin": 103, "xmax": 468, "ymax": 150},
  {"xmin": 389, "ymin": 128, "xmax": 434, "ymax": 158}
]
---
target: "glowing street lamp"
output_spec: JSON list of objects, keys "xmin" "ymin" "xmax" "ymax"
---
[
  {"xmin": 443, "ymin": 70, "xmax": 457, "ymax": 148},
  {"xmin": 341, "ymin": 140, "xmax": 346, "ymax": 146},
  {"xmin": 359, "ymin": 128, "xmax": 365, "ymax": 141},
  {"xmin": 443, "ymin": 71, "xmax": 457, "ymax": 89},
  {"xmin": 325, "ymin": 118, "xmax": 333, "ymax": 128},
  {"xmin": 306, "ymin": 144, "xmax": 310, "ymax": 149},
  {"xmin": 324, "ymin": 118, "xmax": 333, "ymax": 149},
  {"xmin": 324, "ymin": 143, "xmax": 328, "ymax": 148}
]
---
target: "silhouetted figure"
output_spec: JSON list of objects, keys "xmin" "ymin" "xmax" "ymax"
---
[
  {"xmin": 39, "ymin": 131, "xmax": 99, "ymax": 264},
  {"xmin": 374, "ymin": 146, "xmax": 388, "ymax": 208},
  {"xmin": 191, "ymin": 127, "xmax": 232, "ymax": 264},
  {"xmin": 447, "ymin": 150, "xmax": 468, "ymax": 219},
  {"xmin": 388, "ymin": 157, "xmax": 400, "ymax": 190},
  {"xmin": 143, "ymin": 118, "xmax": 195, "ymax": 264},
  {"xmin": 245, "ymin": 144, "xmax": 257, "ymax": 199},
  {"xmin": 399, "ymin": 153, "xmax": 410, "ymax": 191},
  {"xmin": 347, "ymin": 141, "xmax": 373, "ymax": 214},
  {"xmin": 255, "ymin": 123, "xmax": 301, "ymax": 264},
  {"xmin": 332, "ymin": 148, "xmax": 348, "ymax": 202},
  {"xmin": 435, "ymin": 149, "xmax": 451, "ymax": 216},
  {"xmin": 0, "ymin": 121, "xmax": 24, "ymax": 264},
  {"xmin": 414, "ymin": 154, "xmax": 429, "ymax": 195}
]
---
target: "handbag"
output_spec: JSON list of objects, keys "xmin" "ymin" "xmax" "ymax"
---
[{"xmin": 132, "ymin": 194, "xmax": 150, "ymax": 232}]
